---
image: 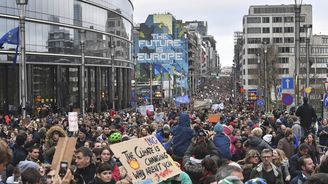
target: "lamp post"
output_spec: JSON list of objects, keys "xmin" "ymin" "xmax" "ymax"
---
[
  {"xmin": 110, "ymin": 37, "xmax": 116, "ymax": 110},
  {"xmin": 304, "ymin": 24, "xmax": 312, "ymax": 88},
  {"xmin": 80, "ymin": 30, "xmax": 86, "ymax": 115},
  {"xmin": 17, "ymin": 0, "xmax": 28, "ymax": 118},
  {"xmin": 294, "ymin": 0, "xmax": 302, "ymax": 106},
  {"xmin": 149, "ymin": 63, "xmax": 153, "ymax": 105},
  {"xmin": 257, "ymin": 53, "xmax": 261, "ymax": 111},
  {"xmin": 263, "ymin": 42, "xmax": 268, "ymax": 112}
]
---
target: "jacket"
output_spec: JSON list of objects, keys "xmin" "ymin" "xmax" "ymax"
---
[
  {"xmin": 289, "ymin": 153, "xmax": 302, "ymax": 178},
  {"xmin": 213, "ymin": 133, "xmax": 232, "ymax": 160},
  {"xmin": 295, "ymin": 103, "xmax": 317, "ymax": 130},
  {"xmin": 74, "ymin": 163, "xmax": 96, "ymax": 184},
  {"xmin": 290, "ymin": 172, "xmax": 307, "ymax": 184},
  {"xmin": 245, "ymin": 136, "xmax": 272, "ymax": 152},
  {"xmin": 250, "ymin": 162, "xmax": 284, "ymax": 184},
  {"xmin": 277, "ymin": 137, "xmax": 295, "ymax": 158},
  {"xmin": 171, "ymin": 113, "xmax": 195, "ymax": 159},
  {"xmin": 292, "ymin": 122, "xmax": 303, "ymax": 142}
]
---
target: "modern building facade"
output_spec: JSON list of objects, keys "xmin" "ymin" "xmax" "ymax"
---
[
  {"xmin": 0, "ymin": 0, "xmax": 134, "ymax": 114},
  {"xmin": 239, "ymin": 4, "xmax": 315, "ymax": 107}
]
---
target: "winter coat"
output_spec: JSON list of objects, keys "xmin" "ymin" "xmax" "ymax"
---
[
  {"xmin": 245, "ymin": 136, "xmax": 272, "ymax": 152},
  {"xmin": 213, "ymin": 133, "xmax": 232, "ymax": 160},
  {"xmin": 74, "ymin": 163, "xmax": 96, "ymax": 184},
  {"xmin": 182, "ymin": 139, "xmax": 219, "ymax": 183},
  {"xmin": 43, "ymin": 126, "xmax": 67, "ymax": 163},
  {"xmin": 277, "ymin": 137, "xmax": 295, "ymax": 158},
  {"xmin": 250, "ymin": 162, "xmax": 284, "ymax": 184},
  {"xmin": 90, "ymin": 177, "xmax": 115, "ymax": 184},
  {"xmin": 171, "ymin": 113, "xmax": 195, "ymax": 159},
  {"xmin": 318, "ymin": 125, "xmax": 328, "ymax": 146},
  {"xmin": 295, "ymin": 103, "xmax": 317, "ymax": 131},
  {"xmin": 290, "ymin": 172, "xmax": 307, "ymax": 184},
  {"xmin": 11, "ymin": 145, "xmax": 27, "ymax": 166},
  {"xmin": 289, "ymin": 153, "xmax": 302, "ymax": 178},
  {"xmin": 292, "ymin": 122, "xmax": 303, "ymax": 142}
]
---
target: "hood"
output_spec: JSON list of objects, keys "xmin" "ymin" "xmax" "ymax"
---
[
  {"xmin": 178, "ymin": 113, "xmax": 190, "ymax": 127},
  {"xmin": 45, "ymin": 125, "xmax": 67, "ymax": 140},
  {"xmin": 247, "ymin": 136, "xmax": 262, "ymax": 145}
]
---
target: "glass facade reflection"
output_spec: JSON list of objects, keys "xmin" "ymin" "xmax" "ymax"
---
[{"xmin": 0, "ymin": 0, "xmax": 134, "ymax": 113}]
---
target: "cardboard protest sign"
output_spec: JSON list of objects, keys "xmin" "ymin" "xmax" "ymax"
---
[
  {"xmin": 110, "ymin": 135, "xmax": 181, "ymax": 184},
  {"xmin": 208, "ymin": 114, "xmax": 220, "ymax": 123},
  {"xmin": 68, "ymin": 112, "xmax": 79, "ymax": 132},
  {"xmin": 51, "ymin": 137, "xmax": 77, "ymax": 173}
]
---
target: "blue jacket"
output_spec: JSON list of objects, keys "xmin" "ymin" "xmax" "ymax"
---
[
  {"xmin": 171, "ymin": 113, "xmax": 195, "ymax": 158},
  {"xmin": 213, "ymin": 133, "xmax": 232, "ymax": 160}
]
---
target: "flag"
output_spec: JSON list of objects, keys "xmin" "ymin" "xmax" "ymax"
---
[{"xmin": 0, "ymin": 27, "xmax": 20, "ymax": 66}]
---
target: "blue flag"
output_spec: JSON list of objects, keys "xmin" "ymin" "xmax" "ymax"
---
[{"xmin": 0, "ymin": 27, "xmax": 20, "ymax": 66}]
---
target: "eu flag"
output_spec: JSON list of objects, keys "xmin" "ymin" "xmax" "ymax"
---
[{"xmin": 0, "ymin": 27, "xmax": 20, "ymax": 66}]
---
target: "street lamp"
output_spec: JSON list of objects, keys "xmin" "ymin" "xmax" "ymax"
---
[
  {"xmin": 294, "ymin": 0, "xmax": 303, "ymax": 105},
  {"xmin": 257, "ymin": 53, "xmax": 261, "ymax": 98},
  {"xmin": 16, "ymin": 0, "xmax": 28, "ymax": 118},
  {"xmin": 304, "ymin": 24, "xmax": 312, "ymax": 88},
  {"xmin": 80, "ymin": 30, "xmax": 86, "ymax": 115},
  {"xmin": 110, "ymin": 37, "xmax": 116, "ymax": 110},
  {"xmin": 263, "ymin": 42, "xmax": 268, "ymax": 112}
]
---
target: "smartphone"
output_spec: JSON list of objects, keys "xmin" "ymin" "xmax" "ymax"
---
[{"xmin": 59, "ymin": 161, "xmax": 68, "ymax": 178}]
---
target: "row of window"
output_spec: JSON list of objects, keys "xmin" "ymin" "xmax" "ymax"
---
[
  {"xmin": 247, "ymin": 37, "xmax": 294, "ymax": 44},
  {"xmin": 245, "ymin": 57, "xmax": 290, "ymax": 65},
  {"xmin": 246, "ymin": 15, "xmax": 305, "ymax": 24},
  {"xmin": 247, "ymin": 27, "xmax": 294, "ymax": 34}
]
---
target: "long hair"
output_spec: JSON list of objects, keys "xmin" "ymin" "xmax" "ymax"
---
[{"xmin": 273, "ymin": 148, "xmax": 287, "ymax": 166}]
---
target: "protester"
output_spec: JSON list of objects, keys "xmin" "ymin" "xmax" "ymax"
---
[
  {"xmin": 237, "ymin": 149, "xmax": 260, "ymax": 182},
  {"xmin": 74, "ymin": 147, "xmax": 97, "ymax": 184},
  {"xmin": 290, "ymin": 155, "xmax": 315, "ymax": 184},
  {"xmin": 296, "ymin": 97, "xmax": 317, "ymax": 134},
  {"xmin": 277, "ymin": 128, "xmax": 295, "ymax": 158},
  {"xmin": 250, "ymin": 149, "xmax": 284, "ymax": 184}
]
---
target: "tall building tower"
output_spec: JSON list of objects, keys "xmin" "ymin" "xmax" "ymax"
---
[{"xmin": 241, "ymin": 4, "xmax": 312, "ymax": 107}]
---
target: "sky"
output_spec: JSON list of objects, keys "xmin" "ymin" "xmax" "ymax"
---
[{"xmin": 133, "ymin": 0, "xmax": 328, "ymax": 67}]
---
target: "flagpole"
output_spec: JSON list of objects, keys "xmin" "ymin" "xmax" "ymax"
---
[{"xmin": 17, "ymin": 0, "xmax": 28, "ymax": 118}]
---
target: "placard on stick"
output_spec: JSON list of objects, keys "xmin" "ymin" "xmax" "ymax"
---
[
  {"xmin": 110, "ymin": 135, "xmax": 181, "ymax": 183},
  {"xmin": 51, "ymin": 137, "xmax": 77, "ymax": 174}
]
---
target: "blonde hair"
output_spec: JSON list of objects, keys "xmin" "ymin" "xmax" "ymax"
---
[
  {"xmin": 251, "ymin": 128, "xmax": 263, "ymax": 137},
  {"xmin": 245, "ymin": 149, "xmax": 260, "ymax": 163},
  {"xmin": 273, "ymin": 148, "xmax": 288, "ymax": 166}
]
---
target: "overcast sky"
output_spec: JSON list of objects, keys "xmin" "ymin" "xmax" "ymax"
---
[{"xmin": 133, "ymin": 0, "xmax": 328, "ymax": 67}]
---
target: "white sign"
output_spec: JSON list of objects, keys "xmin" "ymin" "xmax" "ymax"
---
[
  {"xmin": 68, "ymin": 112, "xmax": 79, "ymax": 132},
  {"xmin": 138, "ymin": 105, "xmax": 154, "ymax": 116}
]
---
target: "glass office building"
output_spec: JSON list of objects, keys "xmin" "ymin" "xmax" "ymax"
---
[{"xmin": 0, "ymin": 0, "xmax": 134, "ymax": 113}]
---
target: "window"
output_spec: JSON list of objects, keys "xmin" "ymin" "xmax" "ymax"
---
[
  {"xmin": 248, "ymin": 69, "xmax": 258, "ymax": 75},
  {"xmin": 278, "ymin": 47, "xmax": 291, "ymax": 53},
  {"xmin": 284, "ymin": 37, "xmax": 294, "ymax": 43},
  {"xmin": 247, "ymin": 38, "xmax": 262, "ymax": 44},
  {"xmin": 300, "ymin": 16, "xmax": 305, "ymax": 22},
  {"xmin": 273, "ymin": 27, "xmax": 283, "ymax": 33},
  {"xmin": 273, "ymin": 37, "xmax": 283, "ymax": 43},
  {"xmin": 278, "ymin": 57, "xmax": 289, "ymax": 63},
  {"xmin": 300, "ymin": 37, "xmax": 306, "ymax": 43},
  {"xmin": 247, "ymin": 17, "xmax": 261, "ymax": 23},
  {"xmin": 248, "ymin": 48, "xmax": 261, "ymax": 54},
  {"xmin": 284, "ymin": 16, "xmax": 294, "ymax": 22},
  {"xmin": 322, "ymin": 37, "xmax": 328, "ymax": 44},
  {"xmin": 262, "ymin": 27, "xmax": 270, "ymax": 33},
  {"xmin": 262, "ymin": 38, "xmax": 270, "ymax": 44},
  {"xmin": 262, "ymin": 17, "xmax": 270, "ymax": 23},
  {"xmin": 284, "ymin": 27, "xmax": 294, "ymax": 33},
  {"xmin": 248, "ymin": 79, "xmax": 258, "ymax": 85},
  {"xmin": 248, "ymin": 58, "xmax": 259, "ymax": 64},
  {"xmin": 273, "ymin": 17, "xmax": 283, "ymax": 23},
  {"xmin": 278, "ymin": 68, "xmax": 289, "ymax": 74},
  {"xmin": 247, "ymin": 27, "xmax": 261, "ymax": 34}
]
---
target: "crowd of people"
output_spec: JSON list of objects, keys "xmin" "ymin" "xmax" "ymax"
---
[{"xmin": 0, "ymin": 90, "xmax": 328, "ymax": 184}]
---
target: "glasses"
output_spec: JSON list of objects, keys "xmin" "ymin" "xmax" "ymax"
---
[{"xmin": 261, "ymin": 156, "xmax": 272, "ymax": 159}]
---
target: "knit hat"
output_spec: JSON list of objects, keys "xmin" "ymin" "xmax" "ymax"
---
[
  {"xmin": 18, "ymin": 160, "xmax": 39, "ymax": 173},
  {"xmin": 214, "ymin": 123, "xmax": 223, "ymax": 134},
  {"xmin": 244, "ymin": 178, "xmax": 267, "ymax": 184}
]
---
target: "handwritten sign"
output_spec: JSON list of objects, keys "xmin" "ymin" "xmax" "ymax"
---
[
  {"xmin": 68, "ymin": 112, "xmax": 78, "ymax": 132},
  {"xmin": 138, "ymin": 105, "xmax": 154, "ymax": 116},
  {"xmin": 110, "ymin": 135, "xmax": 181, "ymax": 184},
  {"xmin": 208, "ymin": 114, "xmax": 220, "ymax": 123}
]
